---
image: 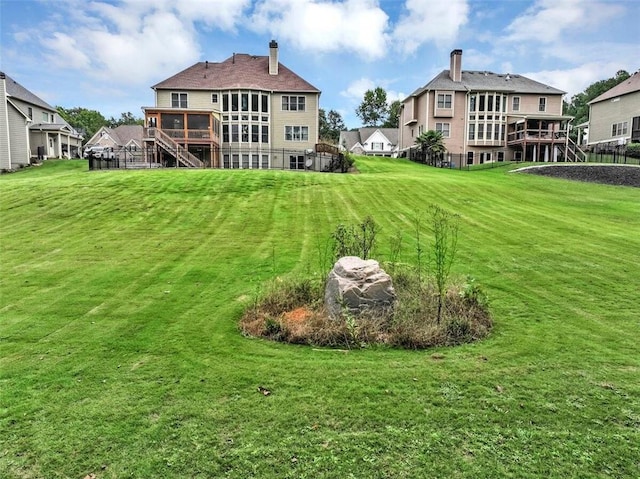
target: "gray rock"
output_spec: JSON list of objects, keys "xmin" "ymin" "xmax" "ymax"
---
[{"xmin": 325, "ymin": 256, "xmax": 395, "ymax": 318}]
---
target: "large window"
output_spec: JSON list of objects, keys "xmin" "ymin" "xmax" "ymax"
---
[
  {"xmin": 187, "ymin": 114, "xmax": 209, "ymax": 130},
  {"xmin": 468, "ymin": 123, "xmax": 475, "ymax": 140},
  {"xmin": 612, "ymin": 121, "xmax": 628, "ymax": 136},
  {"xmin": 436, "ymin": 122, "xmax": 450, "ymax": 138},
  {"xmin": 285, "ymin": 126, "xmax": 309, "ymax": 141},
  {"xmin": 437, "ymin": 93, "xmax": 452, "ymax": 108},
  {"xmin": 282, "ymin": 96, "xmax": 306, "ymax": 111},
  {"xmin": 161, "ymin": 114, "xmax": 184, "ymax": 130},
  {"xmin": 171, "ymin": 92, "xmax": 188, "ymax": 108}
]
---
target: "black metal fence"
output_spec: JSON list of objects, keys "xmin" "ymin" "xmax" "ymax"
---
[
  {"xmin": 88, "ymin": 146, "xmax": 350, "ymax": 173},
  {"xmin": 584, "ymin": 146, "xmax": 640, "ymax": 165},
  {"xmin": 404, "ymin": 147, "xmax": 515, "ymax": 171}
]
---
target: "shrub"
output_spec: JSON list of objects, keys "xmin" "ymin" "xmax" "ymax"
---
[{"xmin": 626, "ymin": 143, "xmax": 640, "ymax": 159}]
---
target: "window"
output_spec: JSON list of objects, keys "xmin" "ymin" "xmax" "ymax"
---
[
  {"xmin": 486, "ymin": 124, "xmax": 492, "ymax": 140},
  {"xmin": 282, "ymin": 96, "xmax": 305, "ymax": 111},
  {"xmin": 612, "ymin": 122, "xmax": 628, "ymax": 136},
  {"xmin": 231, "ymin": 93, "xmax": 238, "ymax": 112},
  {"xmin": 487, "ymin": 95, "xmax": 494, "ymax": 112},
  {"xmin": 223, "ymin": 94, "xmax": 229, "ymax": 111},
  {"xmin": 468, "ymin": 123, "xmax": 475, "ymax": 140},
  {"xmin": 437, "ymin": 93, "xmax": 452, "ymax": 108},
  {"xmin": 538, "ymin": 97, "xmax": 546, "ymax": 112},
  {"xmin": 161, "ymin": 114, "xmax": 183, "ymax": 130},
  {"xmin": 231, "ymin": 124, "xmax": 238, "ymax": 142},
  {"xmin": 241, "ymin": 124, "xmax": 249, "ymax": 142},
  {"xmin": 171, "ymin": 92, "xmax": 188, "ymax": 108},
  {"xmin": 262, "ymin": 125, "xmax": 269, "ymax": 143},
  {"xmin": 222, "ymin": 125, "xmax": 229, "ymax": 142},
  {"xmin": 42, "ymin": 112, "xmax": 48, "ymax": 122},
  {"xmin": 285, "ymin": 126, "xmax": 309, "ymax": 141},
  {"xmin": 469, "ymin": 95, "xmax": 476, "ymax": 112},
  {"xmin": 467, "ymin": 152, "xmax": 474, "ymax": 165},
  {"xmin": 497, "ymin": 151, "xmax": 505, "ymax": 162},
  {"xmin": 478, "ymin": 124, "xmax": 484, "ymax": 140},
  {"xmin": 371, "ymin": 142, "xmax": 384, "ymax": 150},
  {"xmin": 252, "ymin": 93, "xmax": 259, "ymax": 112},
  {"xmin": 262, "ymin": 94, "xmax": 269, "ymax": 113},
  {"xmin": 241, "ymin": 93, "xmax": 249, "ymax": 112},
  {"xmin": 512, "ymin": 97, "xmax": 520, "ymax": 112},
  {"xmin": 290, "ymin": 155, "xmax": 305, "ymax": 170},
  {"xmin": 436, "ymin": 122, "xmax": 450, "ymax": 138},
  {"xmin": 252, "ymin": 125, "xmax": 259, "ymax": 142},
  {"xmin": 28, "ymin": 107, "xmax": 33, "ymax": 120},
  {"xmin": 211, "ymin": 93, "xmax": 218, "ymax": 103}
]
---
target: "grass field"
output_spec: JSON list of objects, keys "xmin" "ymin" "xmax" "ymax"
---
[{"xmin": 1, "ymin": 158, "xmax": 639, "ymax": 478}]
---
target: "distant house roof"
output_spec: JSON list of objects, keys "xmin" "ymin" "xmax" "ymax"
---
[
  {"xmin": 589, "ymin": 71, "xmax": 640, "ymax": 104},
  {"xmin": 2, "ymin": 72, "xmax": 56, "ymax": 111},
  {"xmin": 408, "ymin": 70, "xmax": 566, "ymax": 98},
  {"xmin": 86, "ymin": 125, "xmax": 142, "ymax": 147},
  {"xmin": 339, "ymin": 128, "xmax": 399, "ymax": 152},
  {"xmin": 152, "ymin": 54, "xmax": 320, "ymax": 93}
]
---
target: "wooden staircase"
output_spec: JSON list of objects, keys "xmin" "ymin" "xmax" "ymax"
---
[
  {"xmin": 150, "ymin": 128, "xmax": 204, "ymax": 168},
  {"xmin": 566, "ymin": 138, "xmax": 587, "ymax": 162}
]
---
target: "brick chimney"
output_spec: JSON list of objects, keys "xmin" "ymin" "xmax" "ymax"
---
[
  {"xmin": 450, "ymin": 49, "xmax": 462, "ymax": 82},
  {"xmin": 269, "ymin": 40, "xmax": 278, "ymax": 75}
]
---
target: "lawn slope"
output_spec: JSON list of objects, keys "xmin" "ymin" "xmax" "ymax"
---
[{"xmin": 1, "ymin": 159, "xmax": 639, "ymax": 478}]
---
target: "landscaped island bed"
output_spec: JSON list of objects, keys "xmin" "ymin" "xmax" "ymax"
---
[
  {"xmin": 1, "ymin": 158, "xmax": 638, "ymax": 478},
  {"xmin": 516, "ymin": 163, "xmax": 640, "ymax": 187}
]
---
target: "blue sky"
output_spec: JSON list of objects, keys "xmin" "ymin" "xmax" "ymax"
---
[{"xmin": 1, "ymin": 0, "xmax": 638, "ymax": 128}]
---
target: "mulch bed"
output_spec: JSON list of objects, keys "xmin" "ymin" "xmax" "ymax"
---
[{"xmin": 515, "ymin": 164, "xmax": 640, "ymax": 187}]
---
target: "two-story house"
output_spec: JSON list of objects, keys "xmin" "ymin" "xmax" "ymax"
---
[
  {"xmin": 0, "ymin": 72, "xmax": 83, "ymax": 170},
  {"xmin": 143, "ymin": 41, "xmax": 322, "ymax": 170},
  {"xmin": 586, "ymin": 71, "xmax": 640, "ymax": 149},
  {"xmin": 338, "ymin": 128, "xmax": 399, "ymax": 157},
  {"xmin": 399, "ymin": 50, "xmax": 582, "ymax": 165}
]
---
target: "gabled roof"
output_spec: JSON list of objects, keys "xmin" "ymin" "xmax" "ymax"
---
[
  {"xmin": 409, "ymin": 70, "xmax": 565, "ymax": 98},
  {"xmin": 1, "ymin": 72, "xmax": 56, "ymax": 111},
  {"xmin": 589, "ymin": 71, "xmax": 640, "ymax": 104},
  {"xmin": 152, "ymin": 54, "xmax": 320, "ymax": 93},
  {"xmin": 87, "ymin": 125, "xmax": 142, "ymax": 147},
  {"xmin": 339, "ymin": 128, "xmax": 399, "ymax": 151}
]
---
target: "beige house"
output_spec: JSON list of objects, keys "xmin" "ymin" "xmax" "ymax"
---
[
  {"xmin": 84, "ymin": 125, "xmax": 144, "ymax": 163},
  {"xmin": 586, "ymin": 71, "xmax": 640, "ymax": 148},
  {"xmin": 399, "ymin": 50, "xmax": 584, "ymax": 165},
  {"xmin": 143, "ymin": 41, "xmax": 326, "ymax": 170},
  {"xmin": 0, "ymin": 72, "xmax": 83, "ymax": 170}
]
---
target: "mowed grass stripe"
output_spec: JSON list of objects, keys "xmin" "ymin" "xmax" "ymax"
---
[{"xmin": 1, "ymin": 159, "xmax": 639, "ymax": 478}]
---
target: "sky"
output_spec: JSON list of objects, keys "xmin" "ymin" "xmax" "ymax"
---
[{"xmin": 1, "ymin": 0, "xmax": 638, "ymax": 129}]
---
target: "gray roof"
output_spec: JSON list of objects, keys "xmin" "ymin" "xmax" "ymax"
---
[
  {"xmin": 1, "ymin": 72, "xmax": 56, "ymax": 111},
  {"xmin": 111, "ymin": 125, "xmax": 143, "ymax": 145},
  {"xmin": 589, "ymin": 71, "xmax": 640, "ymax": 104},
  {"xmin": 409, "ymin": 70, "xmax": 566, "ymax": 98},
  {"xmin": 339, "ymin": 128, "xmax": 399, "ymax": 151}
]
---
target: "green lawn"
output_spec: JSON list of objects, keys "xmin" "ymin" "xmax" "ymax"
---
[{"xmin": 1, "ymin": 159, "xmax": 638, "ymax": 478}]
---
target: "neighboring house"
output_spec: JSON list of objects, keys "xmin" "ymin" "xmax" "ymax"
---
[
  {"xmin": 0, "ymin": 72, "xmax": 83, "ymax": 170},
  {"xmin": 84, "ymin": 124, "xmax": 144, "ymax": 162},
  {"xmin": 399, "ymin": 50, "xmax": 582, "ymax": 165},
  {"xmin": 586, "ymin": 71, "xmax": 640, "ymax": 148},
  {"xmin": 338, "ymin": 128, "xmax": 399, "ymax": 157},
  {"xmin": 143, "ymin": 41, "xmax": 323, "ymax": 169}
]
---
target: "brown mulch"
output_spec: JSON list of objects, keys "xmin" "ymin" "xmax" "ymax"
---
[{"xmin": 516, "ymin": 164, "xmax": 640, "ymax": 187}]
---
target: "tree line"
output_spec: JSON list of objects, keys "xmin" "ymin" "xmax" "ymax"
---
[{"xmin": 56, "ymin": 107, "xmax": 143, "ymax": 144}]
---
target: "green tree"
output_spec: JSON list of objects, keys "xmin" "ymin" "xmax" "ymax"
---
[
  {"xmin": 56, "ymin": 107, "xmax": 108, "ymax": 144},
  {"xmin": 319, "ymin": 108, "xmax": 346, "ymax": 144},
  {"xmin": 416, "ymin": 130, "xmax": 446, "ymax": 154},
  {"xmin": 355, "ymin": 87, "xmax": 389, "ymax": 127},
  {"xmin": 564, "ymin": 70, "xmax": 631, "ymax": 139},
  {"xmin": 107, "ymin": 111, "xmax": 144, "ymax": 128},
  {"xmin": 383, "ymin": 100, "xmax": 401, "ymax": 128}
]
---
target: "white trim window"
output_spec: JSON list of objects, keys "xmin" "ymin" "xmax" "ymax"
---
[
  {"xmin": 538, "ymin": 97, "xmax": 546, "ymax": 112},
  {"xmin": 282, "ymin": 96, "xmax": 306, "ymax": 111},
  {"xmin": 437, "ymin": 93, "xmax": 452, "ymax": 108},
  {"xmin": 612, "ymin": 121, "xmax": 628, "ymax": 136},
  {"xmin": 435, "ymin": 122, "xmax": 450, "ymax": 138},
  {"xmin": 512, "ymin": 96, "xmax": 520, "ymax": 112},
  {"xmin": 211, "ymin": 93, "xmax": 218, "ymax": 103},
  {"xmin": 285, "ymin": 125, "xmax": 309, "ymax": 141},
  {"xmin": 171, "ymin": 92, "xmax": 188, "ymax": 108},
  {"xmin": 371, "ymin": 142, "xmax": 384, "ymax": 150}
]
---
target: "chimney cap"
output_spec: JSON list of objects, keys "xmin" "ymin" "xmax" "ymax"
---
[
  {"xmin": 269, "ymin": 40, "xmax": 278, "ymax": 48},
  {"xmin": 451, "ymin": 49, "xmax": 462, "ymax": 55}
]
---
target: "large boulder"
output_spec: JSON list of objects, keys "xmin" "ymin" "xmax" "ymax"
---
[{"xmin": 325, "ymin": 256, "xmax": 395, "ymax": 318}]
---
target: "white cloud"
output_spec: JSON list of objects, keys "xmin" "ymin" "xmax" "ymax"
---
[
  {"xmin": 391, "ymin": 0, "xmax": 469, "ymax": 56},
  {"xmin": 523, "ymin": 62, "xmax": 630, "ymax": 101},
  {"xmin": 250, "ymin": 0, "xmax": 389, "ymax": 60},
  {"xmin": 504, "ymin": 0, "xmax": 624, "ymax": 44},
  {"xmin": 341, "ymin": 77, "xmax": 376, "ymax": 100}
]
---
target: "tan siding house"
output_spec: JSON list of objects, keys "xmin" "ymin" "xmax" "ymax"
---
[
  {"xmin": 143, "ymin": 41, "xmax": 322, "ymax": 170},
  {"xmin": 399, "ymin": 50, "xmax": 582, "ymax": 165},
  {"xmin": 0, "ymin": 72, "xmax": 83, "ymax": 170},
  {"xmin": 587, "ymin": 71, "xmax": 640, "ymax": 147}
]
